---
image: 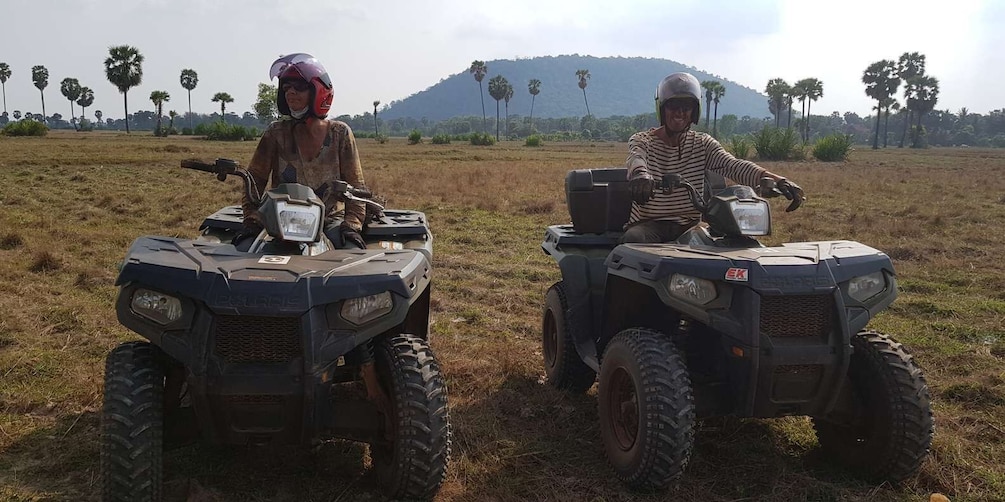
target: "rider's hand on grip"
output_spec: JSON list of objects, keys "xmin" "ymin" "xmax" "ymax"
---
[
  {"xmin": 777, "ymin": 179, "xmax": 805, "ymax": 212},
  {"xmin": 629, "ymin": 174, "xmax": 655, "ymax": 205}
]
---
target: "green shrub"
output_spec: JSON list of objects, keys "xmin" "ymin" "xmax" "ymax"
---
[
  {"xmin": 469, "ymin": 132, "xmax": 495, "ymax": 146},
  {"xmin": 181, "ymin": 127, "xmax": 194, "ymax": 135},
  {"xmin": 2, "ymin": 120, "xmax": 48, "ymax": 137},
  {"xmin": 812, "ymin": 133, "xmax": 854, "ymax": 162},
  {"xmin": 727, "ymin": 135, "xmax": 751, "ymax": 159},
  {"xmin": 374, "ymin": 133, "xmax": 388, "ymax": 144},
  {"xmin": 431, "ymin": 133, "xmax": 451, "ymax": 145},
  {"xmin": 77, "ymin": 119, "xmax": 94, "ymax": 132},
  {"xmin": 407, "ymin": 129, "xmax": 422, "ymax": 145},
  {"xmin": 197, "ymin": 121, "xmax": 259, "ymax": 141},
  {"xmin": 525, "ymin": 135, "xmax": 542, "ymax": 147},
  {"xmin": 752, "ymin": 127, "xmax": 804, "ymax": 161}
]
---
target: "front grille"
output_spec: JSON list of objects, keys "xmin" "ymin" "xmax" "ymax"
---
[
  {"xmin": 213, "ymin": 315, "xmax": 302, "ymax": 363},
  {"xmin": 760, "ymin": 295, "xmax": 833, "ymax": 338}
]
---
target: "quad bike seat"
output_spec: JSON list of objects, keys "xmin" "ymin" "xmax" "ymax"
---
[{"xmin": 565, "ymin": 168, "xmax": 631, "ymax": 234}]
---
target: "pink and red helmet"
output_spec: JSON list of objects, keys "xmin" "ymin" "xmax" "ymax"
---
[{"xmin": 269, "ymin": 53, "xmax": 333, "ymax": 118}]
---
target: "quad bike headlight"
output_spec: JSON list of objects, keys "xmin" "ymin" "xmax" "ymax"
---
[
  {"xmin": 847, "ymin": 271, "xmax": 886, "ymax": 302},
  {"xmin": 276, "ymin": 201, "xmax": 322, "ymax": 242},
  {"xmin": 668, "ymin": 273, "xmax": 717, "ymax": 305},
  {"xmin": 131, "ymin": 288, "xmax": 183, "ymax": 324},
  {"xmin": 728, "ymin": 200, "xmax": 770, "ymax": 236},
  {"xmin": 341, "ymin": 292, "xmax": 393, "ymax": 325}
]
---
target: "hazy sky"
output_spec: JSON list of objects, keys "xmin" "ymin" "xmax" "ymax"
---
[{"xmin": 1, "ymin": 0, "xmax": 1000, "ymax": 121}]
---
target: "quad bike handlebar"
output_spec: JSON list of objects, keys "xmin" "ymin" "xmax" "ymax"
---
[
  {"xmin": 659, "ymin": 174, "xmax": 799, "ymax": 213},
  {"xmin": 180, "ymin": 158, "xmax": 382, "ymax": 211}
]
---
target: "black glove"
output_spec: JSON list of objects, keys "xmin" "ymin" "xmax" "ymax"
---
[
  {"xmin": 340, "ymin": 224, "xmax": 366, "ymax": 250},
  {"xmin": 231, "ymin": 221, "xmax": 264, "ymax": 246},
  {"xmin": 777, "ymin": 178, "xmax": 805, "ymax": 212},
  {"xmin": 629, "ymin": 174, "xmax": 655, "ymax": 205}
]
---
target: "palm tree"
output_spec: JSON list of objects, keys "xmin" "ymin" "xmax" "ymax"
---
[
  {"xmin": 764, "ymin": 78, "xmax": 789, "ymax": 128},
  {"xmin": 13, "ymin": 110, "xmax": 21, "ymax": 121},
  {"xmin": 791, "ymin": 79, "xmax": 810, "ymax": 140},
  {"xmin": 503, "ymin": 83, "xmax": 514, "ymax": 137},
  {"xmin": 488, "ymin": 75, "xmax": 509, "ymax": 141},
  {"xmin": 802, "ymin": 78, "xmax": 823, "ymax": 141},
  {"xmin": 909, "ymin": 75, "xmax": 939, "ymax": 148},
  {"xmin": 882, "ymin": 99, "xmax": 899, "ymax": 148},
  {"xmin": 576, "ymin": 69, "xmax": 591, "ymax": 117},
  {"xmin": 180, "ymin": 69, "xmax": 198, "ymax": 129},
  {"xmin": 60, "ymin": 77, "xmax": 82, "ymax": 128},
  {"xmin": 0, "ymin": 62, "xmax": 11, "ymax": 116},
  {"xmin": 528, "ymin": 78, "xmax": 541, "ymax": 131},
  {"xmin": 711, "ymin": 82, "xmax": 726, "ymax": 138},
  {"xmin": 863, "ymin": 59, "xmax": 900, "ymax": 149},
  {"xmin": 372, "ymin": 100, "xmax": 380, "ymax": 136},
  {"xmin": 896, "ymin": 52, "xmax": 926, "ymax": 147},
  {"xmin": 469, "ymin": 61, "xmax": 487, "ymax": 132},
  {"xmin": 94, "ymin": 110, "xmax": 102, "ymax": 125},
  {"xmin": 168, "ymin": 110, "xmax": 178, "ymax": 131},
  {"xmin": 31, "ymin": 65, "xmax": 49, "ymax": 124},
  {"xmin": 76, "ymin": 87, "xmax": 94, "ymax": 123},
  {"xmin": 104, "ymin": 45, "xmax": 144, "ymax": 133},
  {"xmin": 700, "ymin": 80, "xmax": 716, "ymax": 129},
  {"xmin": 149, "ymin": 90, "xmax": 170, "ymax": 133},
  {"xmin": 212, "ymin": 92, "xmax": 234, "ymax": 123}
]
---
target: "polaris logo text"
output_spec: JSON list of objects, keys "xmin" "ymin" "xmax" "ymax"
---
[
  {"xmin": 760, "ymin": 276, "xmax": 832, "ymax": 289},
  {"xmin": 215, "ymin": 294, "xmax": 302, "ymax": 308}
]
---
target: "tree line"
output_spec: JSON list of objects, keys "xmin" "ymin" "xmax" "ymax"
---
[{"xmin": 5, "ymin": 47, "xmax": 1004, "ymax": 148}]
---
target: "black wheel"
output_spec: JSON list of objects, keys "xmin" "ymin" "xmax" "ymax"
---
[
  {"xmin": 101, "ymin": 341, "xmax": 165, "ymax": 502},
  {"xmin": 371, "ymin": 333, "xmax": 451, "ymax": 500},
  {"xmin": 813, "ymin": 330, "xmax": 933, "ymax": 482},
  {"xmin": 542, "ymin": 281, "xmax": 596, "ymax": 392},
  {"xmin": 598, "ymin": 328, "xmax": 695, "ymax": 491}
]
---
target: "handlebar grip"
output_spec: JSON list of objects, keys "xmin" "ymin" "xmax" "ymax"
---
[
  {"xmin": 180, "ymin": 159, "xmax": 216, "ymax": 173},
  {"xmin": 350, "ymin": 188, "xmax": 373, "ymax": 198}
]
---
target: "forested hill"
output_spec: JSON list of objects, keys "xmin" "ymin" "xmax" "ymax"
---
[{"xmin": 380, "ymin": 55, "xmax": 771, "ymax": 121}]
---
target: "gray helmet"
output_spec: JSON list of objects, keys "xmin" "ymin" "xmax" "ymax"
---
[{"xmin": 655, "ymin": 72, "xmax": 701, "ymax": 126}]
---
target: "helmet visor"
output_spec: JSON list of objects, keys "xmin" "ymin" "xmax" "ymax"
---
[{"xmin": 270, "ymin": 53, "xmax": 332, "ymax": 88}]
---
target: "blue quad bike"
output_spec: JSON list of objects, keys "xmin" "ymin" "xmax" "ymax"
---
[
  {"xmin": 541, "ymin": 168, "xmax": 933, "ymax": 490},
  {"xmin": 100, "ymin": 159, "xmax": 450, "ymax": 501}
]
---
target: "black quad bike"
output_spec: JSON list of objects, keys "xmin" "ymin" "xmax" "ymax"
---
[
  {"xmin": 101, "ymin": 158, "xmax": 449, "ymax": 501},
  {"xmin": 541, "ymin": 168, "xmax": 933, "ymax": 490}
]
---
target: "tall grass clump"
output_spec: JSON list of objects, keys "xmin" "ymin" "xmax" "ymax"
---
[
  {"xmin": 752, "ymin": 127, "xmax": 803, "ymax": 161},
  {"xmin": 407, "ymin": 129, "xmax": 422, "ymax": 145},
  {"xmin": 194, "ymin": 122, "xmax": 259, "ymax": 141},
  {"xmin": 469, "ymin": 132, "xmax": 495, "ymax": 146},
  {"xmin": 525, "ymin": 135, "xmax": 542, "ymax": 147},
  {"xmin": 2, "ymin": 120, "xmax": 48, "ymax": 137},
  {"xmin": 727, "ymin": 135, "xmax": 751, "ymax": 159},
  {"xmin": 812, "ymin": 133, "xmax": 854, "ymax": 162},
  {"xmin": 430, "ymin": 133, "xmax": 450, "ymax": 145}
]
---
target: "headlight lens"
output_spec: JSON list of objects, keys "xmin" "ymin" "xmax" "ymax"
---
[
  {"xmin": 131, "ymin": 288, "xmax": 183, "ymax": 324},
  {"xmin": 848, "ymin": 271, "xmax": 886, "ymax": 302},
  {"xmin": 341, "ymin": 292, "xmax": 393, "ymax": 325},
  {"xmin": 728, "ymin": 200, "xmax": 770, "ymax": 236},
  {"xmin": 276, "ymin": 201, "xmax": 322, "ymax": 242},
  {"xmin": 668, "ymin": 274, "xmax": 717, "ymax": 305}
]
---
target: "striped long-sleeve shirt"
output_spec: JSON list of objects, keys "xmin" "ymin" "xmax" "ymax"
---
[{"xmin": 626, "ymin": 129, "xmax": 766, "ymax": 226}]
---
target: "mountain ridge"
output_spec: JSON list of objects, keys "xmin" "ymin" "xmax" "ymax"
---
[{"xmin": 380, "ymin": 54, "xmax": 771, "ymax": 121}]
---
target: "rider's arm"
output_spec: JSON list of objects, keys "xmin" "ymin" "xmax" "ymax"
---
[
  {"xmin": 704, "ymin": 135, "xmax": 767, "ymax": 188},
  {"xmin": 336, "ymin": 124, "xmax": 366, "ymax": 232},
  {"xmin": 243, "ymin": 127, "xmax": 279, "ymax": 224},
  {"xmin": 626, "ymin": 131, "xmax": 651, "ymax": 180}
]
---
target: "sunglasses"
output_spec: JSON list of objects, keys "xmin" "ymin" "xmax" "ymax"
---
[
  {"xmin": 664, "ymin": 101, "xmax": 694, "ymax": 112},
  {"xmin": 282, "ymin": 80, "xmax": 310, "ymax": 93}
]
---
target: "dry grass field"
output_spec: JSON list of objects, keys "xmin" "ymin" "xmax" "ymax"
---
[{"xmin": 1, "ymin": 130, "xmax": 1004, "ymax": 501}]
